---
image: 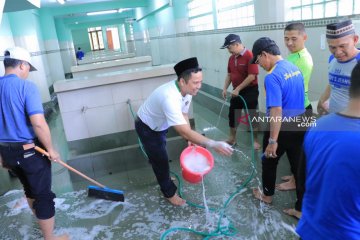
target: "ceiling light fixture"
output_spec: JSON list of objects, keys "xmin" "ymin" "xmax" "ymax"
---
[
  {"xmin": 86, "ymin": 10, "xmax": 118, "ymax": 16},
  {"xmin": 56, "ymin": 0, "xmax": 65, "ymax": 4}
]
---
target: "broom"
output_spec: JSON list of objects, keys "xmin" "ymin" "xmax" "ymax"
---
[{"xmin": 34, "ymin": 146, "xmax": 124, "ymax": 202}]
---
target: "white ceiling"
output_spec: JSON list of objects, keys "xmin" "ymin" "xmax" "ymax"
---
[
  {"xmin": 40, "ymin": 0, "xmax": 118, "ymax": 8},
  {"xmin": 4, "ymin": 0, "xmax": 138, "ymax": 12}
]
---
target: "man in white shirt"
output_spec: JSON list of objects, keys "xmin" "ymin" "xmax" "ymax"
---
[{"xmin": 135, "ymin": 57, "xmax": 233, "ymax": 206}]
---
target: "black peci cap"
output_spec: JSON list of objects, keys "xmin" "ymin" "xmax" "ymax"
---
[
  {"xmin": 174, "ymin": 57, "xmax": 200, "ymax": 77},
  {"xmin": 251, "ymin": 37, "xmax": 280, "ymax": 64}
]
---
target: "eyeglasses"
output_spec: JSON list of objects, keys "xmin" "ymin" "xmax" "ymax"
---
[{"xmin": 254, "ymin": 53, "xmax": 263, "ymax": 64}]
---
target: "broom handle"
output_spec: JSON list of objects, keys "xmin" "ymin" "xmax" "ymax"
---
[{"xmin": 34, "ymin": 146, "xmax": 106, "ymax": 189}]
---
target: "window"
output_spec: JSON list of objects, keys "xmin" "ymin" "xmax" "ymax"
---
[
  {"xmin": 187, "ymin": 0, "xmax": 255, "ymax": 32},
  {"xmin": 216, "ymin": 0, "xmax": 255, "ymax": 29},
  {"xmin": 188, "ymin": 0, "xmax": 214, "ymax": 32},
  {"xmin": 88, "ymin": 27, "xmax": 105, "ymax": 51},
  {"xmin": 286, "ymin": 0, "xmax": 360, "ymax": 21}
]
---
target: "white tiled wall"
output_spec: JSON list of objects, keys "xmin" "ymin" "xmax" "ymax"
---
[
  {"xmin": 134, "ymin": 17, "xmax": 360, "ymax": 113},
  {"xmin": 59, "ymin": 40, "xmax": 76, "ymax": 73},
  {"xmin": 44, "ymin": 40, "xmax": 65, "ymax": 84},
  {"xmin": 57, "ymin": 72, "xmax": 176, "ymax": 141},
  {"xmin": 72, "ymin": 58, "xmax": 152, "ymax": 78}
]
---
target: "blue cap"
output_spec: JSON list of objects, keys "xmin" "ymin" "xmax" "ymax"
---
[{"xmin": 220, "ymin": 34, "xmax": 241, "ymax": 49}]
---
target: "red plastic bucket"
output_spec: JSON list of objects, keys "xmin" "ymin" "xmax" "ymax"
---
[{"xmin": 180, "ymin": 146, "xmax": 214, "ymax": 184}]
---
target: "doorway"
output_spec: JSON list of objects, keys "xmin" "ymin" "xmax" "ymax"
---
[{"xmin": 106, "ymin": 27, "xmax": 121, "ymax": 50}]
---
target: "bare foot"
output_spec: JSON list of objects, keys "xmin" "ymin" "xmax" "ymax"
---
[
  {"xmin": 13, "ymin": 197, "xmax": 27, "ymax": 209},
  {"xmin": 253, "ymin": 141, "xmax": 261, "ymax": 150},
  {"xmin": 252, "ymin": 188, "xmax": 272, "ymax": 204},
  {"xmin": 283, "ymin": 208, "xmax": 302, "ymax": 219},
  {"xmin": 276, "ymin": 177, "xmax": 296, "ymax": 191},
  {"xmin": 281, "ymin": 175, "xmax": 293, "ymax": 181},
  {"xmin": 167, "ymin": 194, "xmax": 186, "ymax": 206},
  {"xmin": 53, "ymin": 233, "xmax": 70, "ymax": 240}
]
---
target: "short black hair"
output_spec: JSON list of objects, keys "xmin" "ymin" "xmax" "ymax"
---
[
  {"xmin": 3, "ymin": 51, "xmax": 23, "ymax": 69},
  {"xmin": 177, "ymin": 67, "xmax": 202, "ymax": 83},
  {"xmin": 349, "ymin": 61, "xmax": 360, "ymax": 98},
  {"xmin": 285, "ymin": 22, "xmax": 306, "ymax": 34}
]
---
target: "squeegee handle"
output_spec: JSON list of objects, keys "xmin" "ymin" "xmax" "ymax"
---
[{"xmin": 34, "ymin": 146, "xmax": 106, "ymax": 189}]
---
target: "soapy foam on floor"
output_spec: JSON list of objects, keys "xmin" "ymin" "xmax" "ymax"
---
[{"xmin": 0, "ymin": 145, "xmax": 298, "ymax": 239}]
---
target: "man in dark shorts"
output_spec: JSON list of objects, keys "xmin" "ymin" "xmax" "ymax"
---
[{"xmin": 0, "ymin": 47, "xmax": 68, "ymax": 240}]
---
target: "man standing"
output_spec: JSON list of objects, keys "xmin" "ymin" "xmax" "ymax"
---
[
  {"xmin": 297, "ymin": 62, "xmax": 360, "ymax": 240},
  {"xmin": 135, "ymin": 57, "xmax": 233, "ymax": 206},
  {"xmin": 251, "ymin": 38, "xmax": 305, "ymax": 219},
  {"xmin": 221, "ymin": 34, "xmax": 260, "ymax": 149},
  {"xmin": 318, "ymin": 19, "xmax": 360, "ymax": 115},
  {"xmin": 277, "ymin": 22, "xmax": 314, "ymax": 191},
  {"xmin": 0, "ymin": 47, "xmax": 68, "ymax": 240},
  {"xmin": 76, "ymin": 47, "xmax": 84, "ymax": 60}
]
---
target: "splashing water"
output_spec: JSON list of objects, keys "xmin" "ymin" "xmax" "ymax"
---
[{"xmin": 201, "ymin": 177, "xmax": 209, "ymax": 217}]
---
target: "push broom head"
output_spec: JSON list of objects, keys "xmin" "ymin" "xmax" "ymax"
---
[{"xmin": 88, "ymin": 186, "xmax": 125, "ymax": 202}]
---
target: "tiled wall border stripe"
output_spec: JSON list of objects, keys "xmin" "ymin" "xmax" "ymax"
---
[
  {"xmin": 2, "ymin": 15, "xmax": 360, "ymax": 59},
  {"xmin": 0, "ymin": 48, "xmax": 74, "ymax": 60}
]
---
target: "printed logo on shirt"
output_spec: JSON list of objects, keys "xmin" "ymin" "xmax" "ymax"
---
[
  {"xmin": 284, "ymin": 70, "xmax": 301, "ymax": 80},
  {"xmin": 334, "ymin": 68, "xmax": 341, "ymax": 74},
  {"xmin": 185, "ymin": 101, "xmax": 189, "ymax": 106},
  {"xmin": 329, "ymin": 73, "xmax": 350, "ymax": 88}
]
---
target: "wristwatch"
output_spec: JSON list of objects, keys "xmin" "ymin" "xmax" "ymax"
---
[{"xmin": 268, "ymin": 138, "xmax": 277, "ymax": 145}]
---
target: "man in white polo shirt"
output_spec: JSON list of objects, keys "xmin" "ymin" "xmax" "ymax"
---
[{"xmin": 135, "ymin": 57, "xmax": 233, "ymax": 206}]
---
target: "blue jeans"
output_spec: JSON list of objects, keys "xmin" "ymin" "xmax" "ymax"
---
[{"xmin": 135, "ymin": 117, "xmax": 177, "ymax": 198}]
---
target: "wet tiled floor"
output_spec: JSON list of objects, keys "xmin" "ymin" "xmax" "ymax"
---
[{"xmin": 0, "ymin": 100, "xmax": 299, "ymax": 240}]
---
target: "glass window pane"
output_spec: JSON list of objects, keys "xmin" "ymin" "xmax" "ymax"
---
[
  {"xmin": 313, "ymin": 4, "xmax": 324, "ymax": 18},
  {"xmin": 216, "ymin": 1, "xmax": 255, "ymax": 29},
  {"xmin": 287, "ymin": 0, "xmax": 353, "ymax": 20},
  {"xmin": 302, "ymin": 6, "xmax": 312, "ymax": 19},
  {"xmin": 338, "ymin": 0, "xmax": 353, "ymax": 16},
  {"xmin": 97, "ymin": 31, "xmax": 104, "ymax": 49},
  {"xmin": 325, "ymin": 1, "xmax": 337, "ymax": 17},
  {"xmin": 188, "ymin": 0, "xmax": 212, "ymax": 17},
  {"xmin": 189, "ymin": 14, "xmax": 214, "ymax": 31},
  {"xmin": 291, "ymin": 0, "xmax": 302, "ymax": 7},
  {"xmin": 293, "ymin": 8, "xmax": 302, "ymax": 20},
  {"xmin": 91, "ymin": 32, "xmax": 99, "ymax": 50},
  {"xmin": 88, "ymin": 33, "xmax": 93, "ymax": 50},
  {"xmin": 355, "ymin": 0, "xmax": 360, "ymax": 14}
]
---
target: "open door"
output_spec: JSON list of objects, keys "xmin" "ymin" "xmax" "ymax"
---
[{"xmin": 106, "ymin": 30, "xmax": 114, "ymax": 50}]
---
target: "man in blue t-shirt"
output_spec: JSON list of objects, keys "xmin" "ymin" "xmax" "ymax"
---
[
  {"xmin": 0, "ymin": 47, "xmax": 68, "ymax": 240},
  {"xmin": 297, "ymin": 60, "xmax": 360, "ymax": 240},
  {"xmin": 250, "ymin": 37, "xmax": 306, "ymax": 219},
  {"xmin": 76, "ymin": 47, "xmax": 84, "ymax": 61}
]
